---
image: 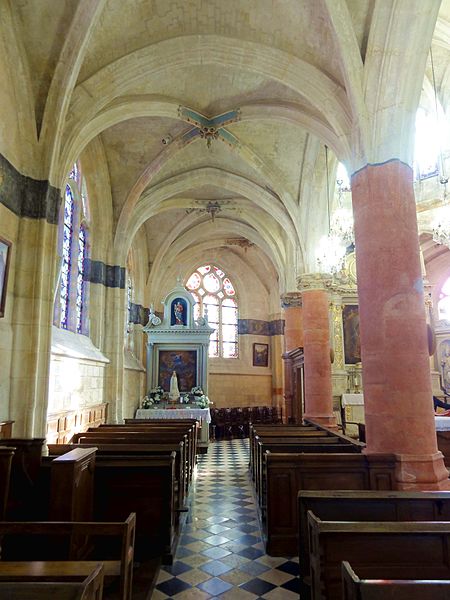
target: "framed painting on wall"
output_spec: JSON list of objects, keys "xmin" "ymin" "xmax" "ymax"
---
[
  {"xmin": 342, "ymin": 304, "xmax": 361, "ymax": 364},
  {"xmin": 158, "ymin": 349, "xmax": 197, "ymax": 392},
  {"xmin": 0, "ymin": 237, "xmax": 11, "ymax": 318},
  {"xmin": 253, "ymin": 343, "xmax": 269, "ymax": 367}
]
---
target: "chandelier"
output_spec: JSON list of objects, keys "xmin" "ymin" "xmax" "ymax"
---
[
  {"xmin": 316, "ymin": 233, "xmax": 347, "ymax": 274},
  {"xmin": 429, "ymin": 47, "xmax": 450, "ymax": 248},
  {"xmin": 316, "ymin": 148, "xmax": 353, "ymax": 274}
]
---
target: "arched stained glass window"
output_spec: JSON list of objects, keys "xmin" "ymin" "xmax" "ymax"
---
[
  {"xmin": 186, "ymin": 265, "xmax": 238, "ymax": 358},
  {"xmin": 56, "ymin": 161, "xmax": 90, "ymax": 333}
]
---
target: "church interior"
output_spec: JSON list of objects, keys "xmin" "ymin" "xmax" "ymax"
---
[{"xmin": 3, "ymin": 1, "xmax": 450, "ymax": 598}]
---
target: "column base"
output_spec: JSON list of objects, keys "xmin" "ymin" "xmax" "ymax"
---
[
  {"xmin": 377, "ymin": 451, "xmax": 450, "ymax": 490},
  {"xmin": 303, "ymin": 413, "xmax": 338, "ymax": 429}
]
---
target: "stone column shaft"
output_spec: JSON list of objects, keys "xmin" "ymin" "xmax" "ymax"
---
[
  {"xmin": 352, "ymin": 160, "xmax": 449, "ymax": 489},
  {"xmin": 299, "ymin": 277, "xmax": 336, "ymax": 428}
]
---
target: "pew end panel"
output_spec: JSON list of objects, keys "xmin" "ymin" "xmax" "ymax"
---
[
  {"xmin": 308, "ymin": 513, "xmax": 450, "ymax": 600},
  {"xmin": 342, "ymin": 560, "xmax": 450, "ymax": 600}
]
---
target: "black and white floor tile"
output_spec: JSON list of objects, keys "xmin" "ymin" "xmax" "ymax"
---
[{"xmin": 152, "ymin": 439, "xmax": 300, "ymax": 599}]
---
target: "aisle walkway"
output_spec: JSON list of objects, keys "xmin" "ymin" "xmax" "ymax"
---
[{"xmin": 153, "ymin": 439, "xmax": 299, "ymax": 599}]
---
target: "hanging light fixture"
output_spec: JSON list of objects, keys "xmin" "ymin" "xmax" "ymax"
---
[
  {"xmin": 429, "ymin": 47, "xmax": 450, "ymax": 248},
  {"xmin": 316, "ymin": 146, "xmax": 347, "ymax": 274}
]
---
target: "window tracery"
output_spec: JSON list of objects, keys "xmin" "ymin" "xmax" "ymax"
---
[
  {"xmin": 56, "ymin": 161, "xmax": 90, "ymax": 334},
  {"xmin": 186, "ymin": 265, "xmax": 238, "ymax": 358}
]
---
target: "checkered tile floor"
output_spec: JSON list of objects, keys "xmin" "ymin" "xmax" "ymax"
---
[{"xmin": 152, "ymin": 438, "xmax": 300, "ymax": 599}]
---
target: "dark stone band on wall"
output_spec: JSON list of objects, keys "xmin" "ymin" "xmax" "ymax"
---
[
  {"xmin": 238, "ymin": 318, "xmax": 285, "ymax": 336},
  {"xmin": 0, "ymin": 153, "xmax": 60, "ymax": 224},
  {"xmin": 84, "ymin": 259, "xmax": 126, "ymax": 289}
]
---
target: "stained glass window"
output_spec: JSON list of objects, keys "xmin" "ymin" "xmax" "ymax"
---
[
  {"xmin": 76, "ymin": 225, "xmax": 86, "ymax": 333},
  {"xmin": 186, "ymin": 264, "xmax": 238, "ymax": 358},
  {"xmin": 56, "ymin": 162, "xmax": 90, "ymax": 334},
  {"xmin": 60, "ymin": 186, "xmax": 74, "ymax": 329}
]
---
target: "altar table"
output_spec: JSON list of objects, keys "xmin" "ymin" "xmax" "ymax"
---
[
  {"xmin": 435, "ymin": 416, "xmax": 450, "ymax": 431},
  {"xmin": 135, "ymin": 407, "xmax": 211, "ymax": 443},
  {"xmin": 340, "ymin": 393, "xmax": 364, "ymax": 436}
]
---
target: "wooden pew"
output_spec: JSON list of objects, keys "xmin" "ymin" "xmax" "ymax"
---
[
  {"xmin": 49, "ymin": 442, "xmax": 188, "ymax": 513},
  {"xmin": 79, "ymin": 422, "xmax": 197, "ymax": 486},
  {"xmin": 0, "ymin": 563, "xmax": 104, "ymax": 600},
  {"xmin": 264, "ymin": 452, "xmax": 396, "ymax": 555},
  {"xmin": 73, "ymin": 430, "xmax": 192, "ymax": 495},
  {"xmin": 0, "ymin": 514, "xmax": 135, "ymax": 600},
  {"xmin": 298, "ymin": 490, "xmax": 450, "ymax": 588},
  {"xmin": 308, "ymin": 513, "xmax": 450, "ymax": 600},
  {"xmin": 254, "ymin": 437, "xmax": 362, "ymax": 509},
  {"xmin": 92, "ymin": 422, "xmax": 198, "ymax": 482},
  {"xmin": 342, "ymin": 561, "xmax": 450, "ymax": 600},
  {"xmin": 0, "ymin": 438, "xmax": 46, "ymax": 518},
  {"xmin": 0, "ymin": 446, "xmax": 15, "ymax": 519}
]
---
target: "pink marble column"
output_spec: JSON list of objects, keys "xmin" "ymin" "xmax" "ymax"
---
[
  {"xmin": 352, "ymin": 159, "xmax": 449, "ymax": 489},
  {"xmin": 282, "ymin": 293, "xmax": 303, "ymax": 422},
  {"xmin": 301, "ymin": 280, "xmax": 337, "ymax": 428}
]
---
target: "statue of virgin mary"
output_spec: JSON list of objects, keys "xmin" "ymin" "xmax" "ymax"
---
[{"xmin": 169, "ymin": 371, "xmax": 180, "ymax": 402}]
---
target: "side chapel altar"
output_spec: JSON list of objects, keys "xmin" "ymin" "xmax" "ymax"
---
[{"xmin": 141, "ymin": 280, "xmax": 214, "ymax": 445}]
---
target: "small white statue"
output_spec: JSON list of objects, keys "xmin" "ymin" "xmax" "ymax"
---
[{"xmin": 169, "ymin": 370, "xmax": 180, "ymax": 402}]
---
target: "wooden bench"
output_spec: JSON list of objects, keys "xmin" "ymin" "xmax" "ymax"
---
[
  {"xmin": 264, "ymin": 452, "xmax": 396, "ymax": 555},
  {"xmin": 0, "ymin": 514, "xmax": 135, "ymax": 600},
  {"xmin": 49, "ymin": 442, "xmax": 188, "ymax": 513},
  {"xmin": 342, "ymin": 561, "xmax": 450, "ymax": 600},
  {"xmin": 94, "ymin": 422, "xmax": 198, "ymax": 483},
  {"xmin": 0, "ymin": 563, "xmax": 104, "ymax": 600},
  {"xmin": 0, "ymin": 446, "xmax": 15, "ymax": 519},
  {"xmin": 298, "ymin": 490, "xmax": 450, "ymax": 587},
  {"xmin": 254, "ymin": 437, "xmax": 362, "ymax": 509},
  {"xmin": 308, "ymin": 513, "xmax": 450, "ymax": 600},
  {"xmin": 79, "ymin": 423, "xmax": 197, "ymax": 487}
]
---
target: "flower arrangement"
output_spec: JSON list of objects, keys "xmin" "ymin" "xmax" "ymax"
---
[
  {"xmin": 195, "ymin": 394, "xmax": 212, "ymax": 409},
  {"xmin": 149, "ymin": 385, "xmax": 165, "ymax": 404},
  {"xmin": 141, "ymin": 395, "xmax": 154, "ymax": 409},
  {"xmin": 191, "ymin": 386, "xmax": 204, "ymax": 397}
]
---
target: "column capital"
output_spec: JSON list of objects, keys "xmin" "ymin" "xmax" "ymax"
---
[
  {"xmin": 297, "ymin": 273, "xmax": 332, "ymax": 293},
  {"xmin": 281, "ymin": 292, "xmax": 302, "ymax": 309}
]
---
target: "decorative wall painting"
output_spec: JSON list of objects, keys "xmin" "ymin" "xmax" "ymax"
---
[
  {"xmin": 0, "ymin": 237, "xmax": 11, "ymax": 318},
  {"xmin": 171, "ymin": 297, "xmax": 187, "ymax": 326},
  {"xmin": 253, "ymin": 343, "xmax": 269, "ymax": 367},
  {"xmin": 342, "ymin": 304, "xmax": 361, "ymax": 364},
  {"xmin": 158, "ymin": 349, "xmax": 197, "ymax": 392},
  {"xmin": 439, "ymin": 339, "xmax": 450, "ymax": 394}
]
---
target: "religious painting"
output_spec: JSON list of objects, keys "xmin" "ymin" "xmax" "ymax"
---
[
  {"xmin": 171, "ymin": 297, "xmax": 187, "ymax": 326},
  {"xmin": 439, "ymin": 339, "xmax": 450, "ymax": 395},
  {"xmin": 253, "ymin": 343, "xmax": 269, "ymax": 367},
  {"xmin": 343, "ymin": 304, "xmax": 361, "ymax": 364},
  {"xmin": 0, "ymin": 237, "xmax": 11, "ymax": 318},
  {"xmin": 158, "ymin": 349, "xmax": 197, "ymax": 392}
]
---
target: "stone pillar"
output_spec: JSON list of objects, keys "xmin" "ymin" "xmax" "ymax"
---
[
  {"xmin": 281, "ymin": 292, "xmax": 303, "ymax": 422},
  {"xmin": 104, "ymin": 280, "xmax": 127, "ymax": 424},
  {"xmin": 298, "ymin": 274, "xmax": 337, "ymax": 428},
  {"xmin": 352, "ymin": 160, "xmax": 449, "ymax": 489}
]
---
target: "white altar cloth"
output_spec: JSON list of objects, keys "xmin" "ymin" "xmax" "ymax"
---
[
  {"xmin": 435, "ymin": 416, "xmax": 450, "ymax": 431},
  {"xmin": 341, "ymin": 393, "xmax": 364, "ymax": 406},
  {"xmin": 135, "ymin": 407, "xmax": 211, "ymax": 423}
]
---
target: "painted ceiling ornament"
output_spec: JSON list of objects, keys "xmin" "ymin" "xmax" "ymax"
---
[{"xmin": 177, "ymin": 106, "xmax": 241, "ymax": 149}]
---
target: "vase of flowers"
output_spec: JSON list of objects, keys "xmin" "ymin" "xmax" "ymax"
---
[
  {"xmin": 149, "ymin": 385, "xmax": 164, "ymax": 404},
  {"xmin": 196, "ymin": 394, "xmax": 212, "ymax": 409},
  {"xmin": 141, "ymin": 395, "xmax": 154, "ymax": 409}
]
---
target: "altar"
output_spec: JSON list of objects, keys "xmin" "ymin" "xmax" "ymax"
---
[
  {"xmin": 142, "ymin": 280, "xmax": 215, "ymax": 449},
  {"xmin": 135, "ymin": 407, "xmax": 211, "ymax": 443},
  {"xmin": 340, "ymin": 393, "xmax": 364, "ymax": 436}
]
